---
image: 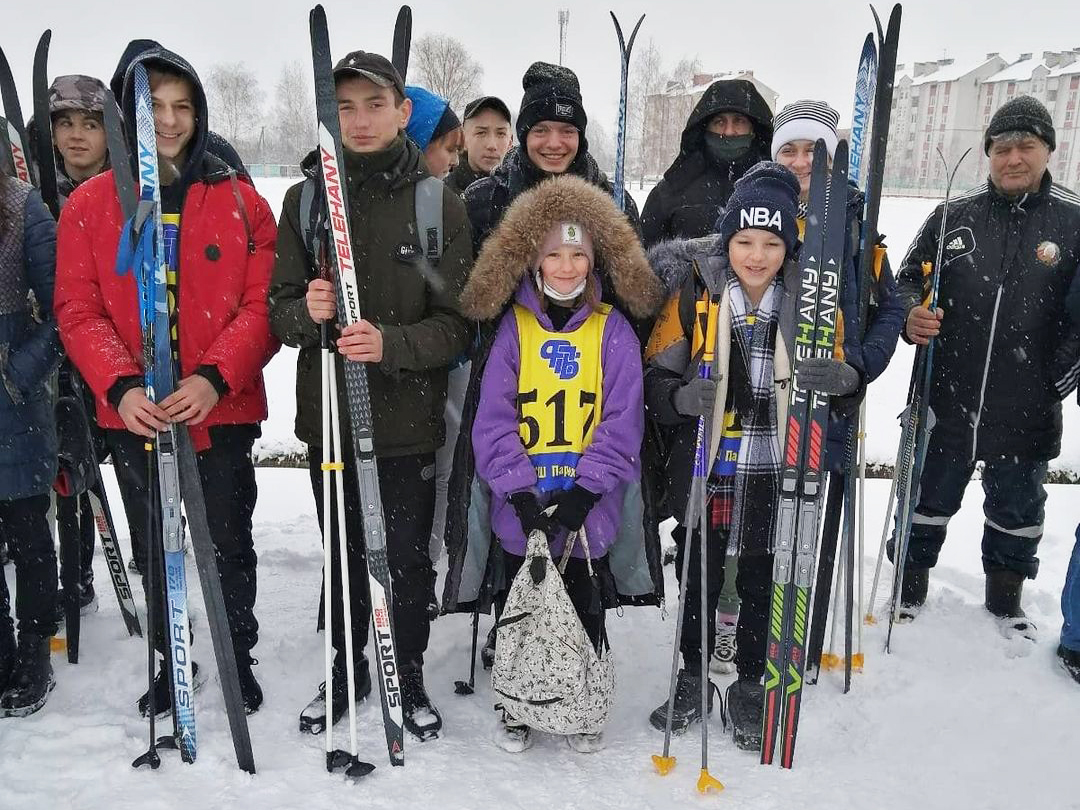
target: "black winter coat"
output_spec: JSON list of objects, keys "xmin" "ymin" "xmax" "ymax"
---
[
  {"xmin": 896, "ymin": 171, "xmax": 1080, "ymax": 461},
  {"xmin": 640, "ymin": 79, "xmax": 773, "ymax": 248}
]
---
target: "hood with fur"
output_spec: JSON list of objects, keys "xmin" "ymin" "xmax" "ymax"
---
[{"xmin": 461, "ymin": 174, "xmax": 661, "ymax": 320}]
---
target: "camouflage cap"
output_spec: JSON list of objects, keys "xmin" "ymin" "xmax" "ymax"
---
[{"xmin": 48, "ymin": 75, "xmax": 108, "ymax": 115}]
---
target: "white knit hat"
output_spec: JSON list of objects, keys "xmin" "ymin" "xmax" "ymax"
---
[{"xmin": 771, "ymin": 100, "xmax": 840, "ymax": 159}]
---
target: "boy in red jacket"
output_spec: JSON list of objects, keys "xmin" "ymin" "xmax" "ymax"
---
[{"xmin": 54, "ymin": 46, "xmax": 279, "ymax": 716}]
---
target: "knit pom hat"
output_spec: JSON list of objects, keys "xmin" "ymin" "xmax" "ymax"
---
[
  {"xmin": 516, "ymin": 62, "xmax": 588, "ymax": 144},
  {"xmin": 715, "ymin": 162, "xmax": 801, "ymax": 256},
  {"xmin": 984, "ymin": 95, "xmax": 1056, "ymax": 154},
  {"xmin": 405, "ymin": 85, "xmax": 461, "ymax": 150},
  {"xmin": 771, "ymin": 99, "xmax": 840, "ymax": 159}
]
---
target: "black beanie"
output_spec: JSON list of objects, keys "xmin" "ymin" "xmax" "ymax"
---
[
  {"xmin": 716, "ymin": 162, "xmax": 801, "ymax": 257},
  {"xmin": 516, "ymin": 62, "xmax": 588, "ymax": 144},
  {"xmin": 984, "ymin": 95, "xmax": 1055, "ymax": 154}
]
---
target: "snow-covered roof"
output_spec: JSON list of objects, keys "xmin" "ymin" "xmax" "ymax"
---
[
  {"xmin": 911, "ymin": 57, "xmax": 999, "ymax": 86},
  {"xmin": 984, "ymin": 58, "xmax": 1044, "ymax": 84},
  {"xmin": 1048, "ymin": 60, "xmax": 1080, "ymax": 78}
]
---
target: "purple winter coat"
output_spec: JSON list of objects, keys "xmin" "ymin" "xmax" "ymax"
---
[{"xmin": 472, "ymin": 275, "xmax": 644, "ymax": 559}]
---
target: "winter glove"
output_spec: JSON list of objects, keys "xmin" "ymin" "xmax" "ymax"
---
[
  {"xmin": 551, "ymin": 485, "xmax": 602, "ymax": 533},
  {"xmin": 796, "ymin": 358, "xmax": 861, "ymax": 396},
  {"xmin": 672, "ymin": 377, "xmax": 717, "ymax": 420},
  {"xmin": 509, "ymin": 491, "xmax": 560, "ymax": 537}
]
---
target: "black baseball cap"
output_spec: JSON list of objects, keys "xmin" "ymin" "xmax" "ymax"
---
[
  {"xmin": 333, "ymin": 51, "xmax": 405, "ymax": 99},
  {"xmin": 463, "ymin": 95, "xmax": 512, "ymax": 124}
]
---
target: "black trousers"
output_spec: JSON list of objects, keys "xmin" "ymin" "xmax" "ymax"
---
[
  {"xmin": 0, "ymin": 494, "xmax": 58, "ymax": 639},
  {"xmin": 673, "ymin": 521, "xmax": 771, "ymax": 681},
  {"xmin": 107, "ymin": 426, "xmax": 259, "ymax": 660},
  {"xmin": 308, "ymin": 448, "xmax": 436, "ymax": 674},
  {"xmin": 57, "ymin": 492, "xmax": 95, "ymax": 589},
  {"xmin": 501, "ymin": 549, "xmax": 607, "ymax": 652}
]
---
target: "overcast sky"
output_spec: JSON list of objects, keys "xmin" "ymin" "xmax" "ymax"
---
[{"xmin": 7, "ymin": 0, "xmax": 1080, "ymax": 140}]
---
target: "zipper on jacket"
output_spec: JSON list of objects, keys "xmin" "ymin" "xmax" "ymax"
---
[{"xmin": 970, "ymin": 284, "xmax": 1003, "ymax": 462}]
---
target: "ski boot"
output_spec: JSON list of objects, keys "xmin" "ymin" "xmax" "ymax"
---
[
  {"xmin": 709, "ymin": 619, "xmax": 737, "ymax": 675},
  {"xmin": 566, "ymin": 731, "xmax": 605, "ymax": 753},
  {"xmin": 493, "ymin": 705, "xmax": 533, "ymax": 753},
  {"xmin": 986, "ymin": 567, "xmax": 1036, "ymax": 642},
  {"xmin": 481, "ymin": 625, "xmax": 497, "ymax": 670},
  {"xmin": 402, "ymin": 669, "xmax": 442, "ymax": 741},
  {"xmin": 238, "ymin": 655, "xmax": 263, "ymax": 715},
  {"xmin": 0, "ymin": 634, "xmax": 55, "ymax": 718},
  {"xmin": 299, "ymin": 656, "xmax": 372, "ymax": 734},
  {"xmin": 648, "ymin": 669, "xmax": 721, "ymax": 734},
  {"xmin": 137, "ymin": 661, "xmax": 204, "ymax": 719},
  {"xmin": 726, "ymin": 678, "xmax": 764, "ymax": 752},
  {"xmin": 1058, "ymin": 645, "xmax": 1080, "ymax": 685},
  {"xmin": 897, "ymin": 567, "xmax": 930, "ymax": 622}
]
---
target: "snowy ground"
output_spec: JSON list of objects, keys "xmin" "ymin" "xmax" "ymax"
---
[
  {"xmin": 251, "ymin": 178, "xmax": 1080, "ymax": 474},
  {"xmin": 1, "ymin": 469, "xmax": 1076, "ymax": 810}
]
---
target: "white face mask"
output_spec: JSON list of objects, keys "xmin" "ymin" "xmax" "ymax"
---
[{"xmin": 535, "ymin": 272, "xmax": 587, "ymax": 302}]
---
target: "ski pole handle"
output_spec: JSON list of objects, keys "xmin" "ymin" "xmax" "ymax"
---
[
  {"xmin": 702, "ymin": 299, "xmax": 720, "ymax": 372},
  {"xmin": 920, "ymin": 261, "xmax": 933, "ymax": 307}
]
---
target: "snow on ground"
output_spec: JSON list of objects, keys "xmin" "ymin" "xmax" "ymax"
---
[
  {"xmin": 0, "ymin": 468, "xmax": 1075, "ymax": 810},
  {"xmin": 251, "ymin": 178, "xmax": 1080, "ymax": 474}
]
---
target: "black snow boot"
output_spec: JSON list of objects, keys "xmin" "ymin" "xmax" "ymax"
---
[
  {"xmin": 0, "ymin": 634, "xmax": 55, "ymax": 718},
  {"xmin": 238, "ymin": 655, "xmax": 263, "ymax": 715},
  {"xmin": 402, "ymin": 669, "xmax": 442, "ymax": 741},
  {"xmin": 726, "ymin": 678, "xmax": 765, "ymax": 752},
  {"xmin": 985, "ymin": 567, "xmax": 1036, "ymax": 641},
  {"xmin": 137, "ymin": 661, "xmax": 202, "ymax": 719},
  {"xmin": 648, "ymin": 669, "xmax": 721, "ymax": 734},
  {"xmin": 1058, "ymin": 645, "xmax": 1080, "ymax": 685},
  {"xmin": 0, "ymin": 627, "xmax": 15, "ymax": 697},
  {"xmin": 298, "ymin": 657, "xmax": 372, "ymax": 735},
  {"xmin": 55, "ymin": 583, "xmax": 99, "ymax": 623},
  {"xmin": 897, "ymin": 567, "xmax": 930, "ymax": 622},
  {"xmin": 481, "ymin": 625, "xmax": 497, "ymax": 670}
]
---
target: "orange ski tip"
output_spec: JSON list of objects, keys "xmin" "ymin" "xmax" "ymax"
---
[
  {"xmin": 696, "ymin": 768, "xmax": 724, "ymax": 794},
  {"xmin": 852, "ymin": 653, "xmax": 865, "ymax": 672},
  {"xmin": 651, "ymin": 754, "xmax": 676, "ymax": 775}
]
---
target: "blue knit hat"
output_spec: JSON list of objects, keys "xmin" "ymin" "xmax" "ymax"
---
[
  {"xmin": 405, "ymin": 85, "xmax": 461, "ymax": 150},
  {"xmin": 716, "ymin": 162, "xmax": 801, "ymax": 256}
]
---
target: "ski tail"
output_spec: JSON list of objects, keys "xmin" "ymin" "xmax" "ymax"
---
[
  {"xmin": 103, "ymin": 89, "xmax": 136, "ymax": 218},
  {"xmin": 310, "ymin": 3, "xmax": 405, "ymax": 767},
  {"xmin": 0, "ymin": 43, "xmax": 36, "ymax": 186},
  {"xmin": 609, "ymin": 12, "xmax": 645, "ymax": 212},
  {"xmin": 392, "ymin": 6, "xmax": 413, "ymax": 82},
  {"xmin": 31, "ymin": 30, "xmax": 60, "ymax": 217}
]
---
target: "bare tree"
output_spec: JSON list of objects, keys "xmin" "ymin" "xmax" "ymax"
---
[
  {"xmin": 627, "ymin": 39, "xmax": 667, "ymax": 181},
  {"xmin": 269, "ymin": 61, "xmax": 316, "ymax": 164},
  {"xmin": 587, "ymin": 121, "xmax": 615, "ymax": 173},
  {"xmin": 412, "ymin": 34, "xmax": 483, "ymax": 112},
  {"xmin": 206, "ymin": 62, "xmax": 263, "ymax": 151}
]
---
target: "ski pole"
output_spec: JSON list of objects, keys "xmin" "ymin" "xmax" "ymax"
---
[{"xmin": 866, "ymin": 464, "xmax": 897, "ymax": 624}]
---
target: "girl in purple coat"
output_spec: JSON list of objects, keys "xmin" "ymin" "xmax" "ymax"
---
[{"xmin": 454, "ymin": 174, "xmax": 662, "ymax": 752}]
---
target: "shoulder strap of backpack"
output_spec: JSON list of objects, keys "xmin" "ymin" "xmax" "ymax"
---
[
  {"xmin": 415, "ymin": 176, "xmax": 443, "ymax": 262},
  {"xmin": 298, "ymin": 175, "xmax": 326, "ymax": 274}
]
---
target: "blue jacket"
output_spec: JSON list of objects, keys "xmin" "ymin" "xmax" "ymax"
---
[{"xmin": 0, "ymin": 181, "xmax": 62, "ymax": 500}]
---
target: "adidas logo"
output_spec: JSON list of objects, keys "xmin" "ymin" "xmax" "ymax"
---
[{"xmin": 946, "ymin": 237, "xmax": 965, "ymax": 251}]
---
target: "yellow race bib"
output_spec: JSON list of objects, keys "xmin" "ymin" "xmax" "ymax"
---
[{"xmin": 513, "ymin": 303, "xmax": 610, "ymax": 493}]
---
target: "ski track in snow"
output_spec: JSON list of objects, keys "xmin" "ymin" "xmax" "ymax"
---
[{"xmin": 1, "ymin": 469, "xmax": 1075, "ymax": 810}]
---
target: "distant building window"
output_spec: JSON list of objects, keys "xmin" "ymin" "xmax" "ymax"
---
[
  {"xmin": 1049, "ymin": 90, "xmax": 1058, "ymax": 102},
  {"xmin": 1072, "ymin": 76, "xmax": 1080, "ymax": 89}
]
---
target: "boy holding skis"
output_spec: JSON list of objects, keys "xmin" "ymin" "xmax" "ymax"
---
[
  {"xmin": 54, "ymin": 47, "xmax": 279, "ymax": 716},
  {"xmin": 268, "ymin": 50, "xmax": 473, "ymax": 741},
  {"xmin": 644, "ymin": 162, "xmax": 863, "ymax": 750}
]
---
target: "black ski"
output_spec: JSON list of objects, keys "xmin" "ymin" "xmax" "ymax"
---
[
  {"xmin": 609, "ymin": 11, "xmax": 644, "ymax": 213},
  {"xmin": 31, "ymin": 30, "xmax": 59, "ymax": 217},
  {"xmin": 102, "ymin": 89, "xmax": 135, "ymax": 208},
  {"xmin": 392, "ymin": 6, "xmax": 412, "ymax": 82},
  {"xmin": 0, "ymin": 43, "xmax": 35, "ymax": 185},
  {"xmin": 310, "ymin": 4, "xmax": 405, "ymax": 767}
]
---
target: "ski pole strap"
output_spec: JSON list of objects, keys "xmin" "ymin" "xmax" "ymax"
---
[{"xmin": 920, "ymin": 261, "xmax": 933, "ymax": 307}]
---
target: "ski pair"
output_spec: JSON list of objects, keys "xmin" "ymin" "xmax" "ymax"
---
[
  {"xmin": 760, "ymin": 139, "xmax": 850, "ymax": 770},
  {"xmin": 106, "ymin": 67, "xmax": 254, "ymax": 774},
  {"xmin": 806, "ymin": 3, "xmax": 901, "ymax": 689}
]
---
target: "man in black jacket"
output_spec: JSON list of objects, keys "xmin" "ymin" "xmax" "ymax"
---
[
  {"xmin": 640, "ymin": 79, "xmax": 773, "ymax": 248},
  {"xmin": 464, "ymin": 62, "xmax": 640, "ymax": 257},
  {"xmin": 445, "ymin": 95, "xmax": 512, "ymax": 196},
  {"xmin": 895, "ymin": 96, "xmax": 1080, "ymax": 639}
]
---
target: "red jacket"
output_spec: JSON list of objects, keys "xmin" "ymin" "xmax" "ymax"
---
[{"xmin": 54, "ymin": 168, "xmax": 279, "ymax": 450}]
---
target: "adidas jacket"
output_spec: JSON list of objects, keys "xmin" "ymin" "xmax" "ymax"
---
[{"xmin": 896, "ymin": 171, "xmax": 1080, "ymax": 462}]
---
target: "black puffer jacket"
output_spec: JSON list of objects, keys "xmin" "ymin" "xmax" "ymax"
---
[
  {"xmin": 464, "ymin": 145, "xmax": 640, "ymax": 257},
  {"xmin": 640, "ymin": 79, "xmax": 773, "ymax": 247},
  {"xmin": 896, "ymin": 171, "xmax": 1080, "ymax": 462}
]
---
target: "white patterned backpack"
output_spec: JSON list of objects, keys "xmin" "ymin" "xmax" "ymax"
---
[{"xmin": 491, "ymin": 525, "xmax": 615, "ymax": 736}]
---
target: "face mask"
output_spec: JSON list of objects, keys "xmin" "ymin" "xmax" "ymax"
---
[
  {"xmin": 704, "ymin": 132, "xmax": 754, "ymax": 164},
  {"xmin": 535, "ymin": 272, "xmax": 587, "ymax": 302}
]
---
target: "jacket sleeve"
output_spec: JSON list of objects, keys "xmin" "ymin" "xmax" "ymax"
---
[
  {"xmin": 860, "ymin": 251, "xmax": 905, "ymax": 383},
  {"xmin": 471, "ymin": 311, "xmax": 536, "ymax": 497},
  {"xmin": 575, "ymin": 312, "xmax": 644, "ymax": 496},
  {"xmin": 3, "ymin": 190, "xmax": 63, "ymax": 397},
  {"xmin": 643, "ymin": 293, "xmax": 691, "ymax": 426},
  {"xmin": 895, "ymin": 203, "xmax": 943, "ymax": 320},
  {"xmin": 623, "ymin": 191, "xmax": 644, "ymax": 242},
  {"xmin": 379, "ymin": 188, "xmax": 472, "ymax": 374},
  {"xmin": 54, "ymin": 187, "xmax": 143, "ymax": 400},
  {"xmin": 267, "ymin": 182, "xmax": 321, "ymax": 350},
  {"xmin": 640, "ymin": 182, "xmax": 669, "ymax": 249},
  {"xmin": 1067, "ymin": 261, "xmax": 1080, "ymax": 324},
  {"xmin": 464, "ymin": 177, "xmax": 495, "ymax": 258},
  {"xmin": 197, "ymin": 187, "xmax": 281, "ymax": 392}
]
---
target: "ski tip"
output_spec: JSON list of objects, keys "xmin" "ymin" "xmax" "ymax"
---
[
  {"xmin": 696, "ymin": 769, "xmax": 725, "ymax": 794},
  {"xmin": 651, "ymin": 754, "xmax": 676, "ymax": 776}
]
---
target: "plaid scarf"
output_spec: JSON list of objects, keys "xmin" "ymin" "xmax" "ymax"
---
[{"xmin": 722, "ymin": 275, "xmax": 783, "ymax": 555}]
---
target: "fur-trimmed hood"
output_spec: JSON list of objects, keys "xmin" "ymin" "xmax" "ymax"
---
[
  {"xmin": 647, "ymin": 233, "xmax": 800, "ymax": 300},
  {"xmin": 460, "ymin": 174, "xmax": 662, "ymax": 320}
]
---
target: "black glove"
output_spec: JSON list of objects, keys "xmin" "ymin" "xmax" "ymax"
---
[
  {"xmin": 796, "ymin": 358, "xmax": 860, "ymax": 396},
  {"xmin": 509, "ymin": 491, "xmax": 559, "ymax": 537},
  {"xmin": 551, "ymin": 485, "xmax": 601, "ymax": 532},
  {"xmin": 672, "ymin": 377, "xmax": 717, "ymax": 419}
]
